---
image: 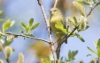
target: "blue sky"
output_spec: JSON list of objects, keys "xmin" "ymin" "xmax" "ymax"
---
[{"xmin": 1, "ymin": 0, "xmax": 100, "ymax": 63}]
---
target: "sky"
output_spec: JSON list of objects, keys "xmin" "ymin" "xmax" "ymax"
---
[{"xmin": 0, "ymin": 0, "xmax": 100, "ymax": 63}]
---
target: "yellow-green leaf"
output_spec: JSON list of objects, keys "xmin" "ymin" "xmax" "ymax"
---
[
  {"xmin": 68, "ymin": 50, "xmax": 72, "ymax": 60},
  {"xmin": 21, "ymin": 22, "xmax": 27, "ymax": 30},
  {"xmin": 87, "ymin": 46, "xmax": 97, "ymax": 55},
  {"xmin": 28, "ymin": 18, "xmax": 34, "ymax": 27},
  {"xmin": 72, "ymin": 50, "xmax": 78, "ymax": 59},
  {"xmin": 31, "ymin": 22, "xmax": 40, "ymax": 30},
  {"xmin": 73, "ymin": 16, "xmax": 78, "ymax": 26},
  {"xmin": 75, "ymin": 33, "xmax": 85, "ymax": 42},
  {"xmin": 76, "ymin": 1, "xmax": 90, "ymax": 5},
  {"xmin": 2, "ymin": 19, "xmax": 11, "ymax": 32},
  {"xmin": 97, "ymin": 38, "xmax": 100, "ymax": 48},
  {"xmin": 97, "ymin": 48, "xmax": 100, "ymax": 58}
]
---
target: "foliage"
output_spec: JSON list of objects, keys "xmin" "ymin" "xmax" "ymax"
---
[{"xmin": 0, "ymin": 0, "xmax": 100, "ymax": 63}]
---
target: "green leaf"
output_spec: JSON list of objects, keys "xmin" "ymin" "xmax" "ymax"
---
[
  {"xmin": 76, "ymin": 1, "xmax": 90, "ymax": 5},
  {"xmin": 72, "ymin": 50, "xmax": 78, "ymax": 59},
  {"xmin": 73, "ymin": 16, "xmax": 78, "ymax": 26},
  {"xmin": 68, "ymin": 50, "xmax": 72, "ymax": 60},
  {"xmin": 31, "ymin": 22, "xmax": 40, "ymax": 30},
  {"xmin": 97, "ymin": 48, "xmax": 100, "ymax": 58},
  {"xmin": 28, "ymin": 18, "xmax": 34, "ymax": 27},
  {"xmin": 97, "ymin": 39, "xmax": 100, "ymax": 58},
  {"xmin": 75, "ymin": 33, "xmax": 85, "ymax": 42},
  {"xmin": 67, "ymin": 50, "xmax": 78, "ymax": 63},
  {"xmin": 85, "ymin": 25, "xmax": 89, "ymax": 30},
  {"xmin": 3, "ymin": 41, "xmax": 12, "ymax": 47},
  {"xmin": 87, "ymin": 54, "xmax": 92, "ymax": 57},
  {"xmin": 26, "ymin": 27, "xmax": 29, "ymax": 32},
  {"xmin": 21, "ymin": 22, "xmax": 27, "ymax": 30},
  {"xmin": 97, "ymin": 38, "xmax": 100, "ymax": 48},
  {"xmin": 87, "ymin": 46, "xmax": 97, "ymax": 55},
  {"xmin": 2, "ymin": 19, "xmax": 11, "ymax": 32}
]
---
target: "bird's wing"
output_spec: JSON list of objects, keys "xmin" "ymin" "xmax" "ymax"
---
[{"xmin": 60, "ymin": 15, "xmax": 66, "ymax": 29}]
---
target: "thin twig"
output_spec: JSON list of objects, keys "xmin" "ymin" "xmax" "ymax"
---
[
  {"xmin": 67, "ymin": 26, "xmax": 78, "ymax": 38},
  {"xmin": 37, "ymin": 0, "xmax": 57, "ymax": 63},
  {"xmin": 0, "ymin": 41, "xmax": 9, "ymax": 63},
  {"xmin": 54, "ymin": 0, "xmax": 58, "ymax": 8},
  {"xmin": 6, "ymin": 32, "xmax": 50, "ymax": 43},
  {"xmin": 87, "ymin": 2, "xmax": 100, "ymax": 17}
]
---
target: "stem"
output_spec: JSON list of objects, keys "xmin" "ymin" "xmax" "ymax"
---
[
  {"xmin": 87, "ymin": 2, "xmax": 99, "ymax": 17},
  {"xmin": 67, "ymin": 26, "xmax": 78, "ymax": 38},
  {"xmin": 53, "ymin": 0, "xmax": 58, "ymax": 8},
  {"xmin": 6, "ymin": 32, "xmax": 50, "ymax": 43},
  {"xmin": 37, "ymin": 0, "xmax": 57, "ymax": 63}
]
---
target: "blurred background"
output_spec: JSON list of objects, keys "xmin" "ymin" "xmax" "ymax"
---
[{"xmin": 0, "ymin": 0, "xmax": 100, "ymax": 63}]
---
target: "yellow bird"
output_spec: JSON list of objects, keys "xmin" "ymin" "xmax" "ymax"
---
[
  {"xmin": 50, "ymin": 8, "xmax": 67, "ymax": 58},
  {"xmin": 50, "ymin": 8, "xmax": 67, "ymax": 45}
]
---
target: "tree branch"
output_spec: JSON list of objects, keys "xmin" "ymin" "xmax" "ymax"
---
[
  {"xmin": 87, "ymin": 2, "xmax": 100, "ymax": 17},
  {"xmin": 5, "ymin": 32, "xmax": 50, "ymax": 43},
  {"xmin": 53, "ymin": 0, "xmax": 58, "ymax": 8},
  {"xmin": 37, "ymin": 0, "xmax": 57, "ymax": 63},
  {"xmin": 67, "ymin": 26, "xmax": 78, "ymax": 38}
]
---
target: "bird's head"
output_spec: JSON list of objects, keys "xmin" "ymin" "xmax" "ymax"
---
[{"xmin": 50, "ymin": 8, "xmax": 61, "ymax": 16}]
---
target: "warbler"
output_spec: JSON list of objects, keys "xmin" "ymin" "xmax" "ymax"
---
[
  {"xmin": 50, "ymin": 8, "xmax": 67, "ymax": 58},
  {"xmin": 50, "ymin": 8, "xmax": 67, "ymax": 45}
]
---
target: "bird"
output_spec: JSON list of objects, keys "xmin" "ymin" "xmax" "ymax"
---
[{"xmin": 50, "ymin": 8, "xmax": 67, "ymax": 59}]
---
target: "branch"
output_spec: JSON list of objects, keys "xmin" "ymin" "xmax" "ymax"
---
[
  {"xmin": 0, "ymin": 41, "xmax": 9, "ymax": 63},
  {"xmin": 54, "ymin": 0, "xmax": 59, "ymax": 8},
  {"xmin": 37, "ymin": 0, "xmax": 57, "ymax": 62},
  {"xmin": 67, "ymin": 26, "xmax": 78, "ymax": 38},
  {"xmin": 37, "ymin": 0, "xmax": 52, "ymax": 43},
  {"xmin": 87, "ymin": 2, "xmax": 100, "ymax": 17},
  {"xmin": 5, "ymin": 32, "xmax": 50, "ymax": 43}
]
